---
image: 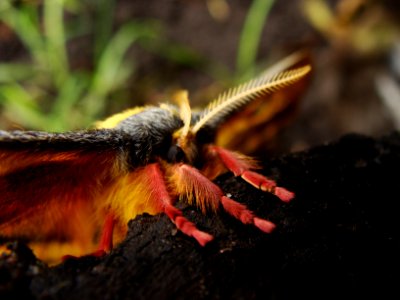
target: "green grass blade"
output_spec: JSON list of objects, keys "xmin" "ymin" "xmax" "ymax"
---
[
  {"xmin": 43, "ymin": 0, "xmax": 69, "ymax": 87},
  {"xmin": 236, "ymin": 0, "xmax": 275, "ymax": 77},
  {"xmin": 48, "ymin": 72, "xmax": 89, "ymax": 131},
  {"xmin": 0, "ymin": 2, "xmax": 47, "ymax": 67},
  {"xmin": 0, "ymin": 63, "xmax": 36, "ymax": 83},
  {"xmin": 83, "ymin": 21, "xmax": 157, "ymax": 119},
  {"xmin": 94, "ymin": 0, "xmax": 116, "ymax": 62},
  {"xmin": 0, "ymin": 83, "xmax": 46, "ymax": 129}
]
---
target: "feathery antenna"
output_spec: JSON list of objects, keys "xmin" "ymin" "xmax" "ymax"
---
[
  {"xmin": 173, "ymin": 90, "xmax": 192, "ymax": 139},
  {"xmin": 191, "ymin": 64, "xmax": 311, "ymax": 134}
]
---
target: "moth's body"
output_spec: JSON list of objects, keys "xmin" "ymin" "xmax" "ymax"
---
[
  {"xmin": 0, "ymin": 52, "xmax": 311, "ymax": 263},
  {"xmin": 0, "ymin": 108, "xmax": 189, "ymax": 251}
]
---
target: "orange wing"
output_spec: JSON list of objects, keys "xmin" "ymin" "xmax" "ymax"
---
[{"xmin": 0, "ymin": 130, "xmax": 125, "ymax": 260}]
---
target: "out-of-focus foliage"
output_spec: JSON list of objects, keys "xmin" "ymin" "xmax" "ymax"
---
[
  {"xmin": 0, "ymin": 0, "xmax": 279, "ymax": 131},
  {"xmin": 236, "ymin": 0, "xmax": 275, "ymax": 79},
  {"xmin": 0, "ymin": 0, "xmax": 157, "ymax": 131},
  {"xmin": 302, "ymin": 0, "xmax": 400, "ymax": 55}
]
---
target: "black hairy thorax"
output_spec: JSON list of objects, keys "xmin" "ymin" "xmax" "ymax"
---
[{"xmin": 115, "ymin": 107, "xmax": 211, "ymax": 167}]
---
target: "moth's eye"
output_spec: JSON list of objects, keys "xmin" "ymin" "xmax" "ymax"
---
[{"xmin": 167, "ymin": 145, "xmax": 186, "ymax": 163}]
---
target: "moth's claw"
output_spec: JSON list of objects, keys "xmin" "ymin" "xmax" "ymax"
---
[
  {"xmin": 274, "ymin": 187, "xmax": 295, "ymax": 202},
  {"xmin": 253, "ymin": 217, "xmax": 276, "ymax": 233}
]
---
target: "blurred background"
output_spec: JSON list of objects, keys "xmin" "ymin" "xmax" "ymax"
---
[{"xmin": 0, "ymin": 0, "xmax": 400, "ymax": 155}]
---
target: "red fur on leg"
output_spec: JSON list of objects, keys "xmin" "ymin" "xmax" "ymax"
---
[
  {"xmin": 242, "ymin": 171, "xmax": 294, "ymax": 202},
  {"xmin": 98, "ymin": 212, "xmax": 115, "ymax": 253},
  {"xmin": 220, "ymin": 196, "xmax": 275, "ymax": 233},
  {"xmin": 164, "ymin": 202, "xmax": 213, "ymax": 246},
  {"xmin": 150, "ymin": 163, "xmax": 214, "ymax": 246},
  {"xmin": 171, "ymin": 162, "xmax": 277, "ymax": 236},
  {"xmin": 209, "ymin": 145, "xmax": 295, "ymax": 202},
  {"xmin": 209, "ymin": 146, "xmax": 258, "ymax": 176},
  {"xmin": 169, "ymin": 163, "xmax": 222, "ymax": 213},
  {"xmin": 220, "ymin": 196, "xmax": 254, "ymax": 224},
  {"xmin": 164, "ymin": 203, "xmax": 183, "ymax": 220},
  {"xmin": 241, "ymin": 170, "xmax": 276, "ymax": 191},
  {"xmin": 174, "ymin": 215, "xmax": 214, "ymax": 246},
  {"xmin": 61, "ymin": 213, "xmax": 115, "ymax": 261},
  {"xmin": 146, "ymin": 163, "xmax": 174, "ymax": 212}
]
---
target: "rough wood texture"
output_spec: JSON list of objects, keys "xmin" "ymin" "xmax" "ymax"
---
[{"xmin": 1, "ymin": 132, "xmax": 400, "ymax": 299}]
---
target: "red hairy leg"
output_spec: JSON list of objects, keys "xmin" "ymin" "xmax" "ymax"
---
[
  {"xmin": 147, "ymin": 163, "xmax": 214, "ymax": 246},
  {"xmin": 209, "ymin": 145, "xmax": 294, "ymax": 202},
  {"xmin": 62, "ymin": 213, "xmax": 116, "ymax": 261},
  {"xmin": 171, "ymin": 164, "xmax": 276, "ymax": 234},
  {"xmin": 97, "ymin": 212, "xmax": 116, "ymax": 254}
]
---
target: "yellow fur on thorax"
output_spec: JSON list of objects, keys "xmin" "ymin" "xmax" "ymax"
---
[
  {"xmin": 95, "ymin": 107, "xmax": 146, "ymax": 129},
  {"xmin": 101, "ymin": 167, "xmax": 164, "ymax": 226},
  {"xmin": 29, "ymin": 241, "xmax": 98, "ymax": 266}
]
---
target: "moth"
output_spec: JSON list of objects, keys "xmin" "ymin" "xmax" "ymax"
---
[{"xmin": 0, "ymin": 52, "xmax": 311, "ymax": 264}]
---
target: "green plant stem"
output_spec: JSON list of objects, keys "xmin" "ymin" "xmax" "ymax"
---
[
  {"xmin": 236, "ymin": 0, "xmax": 275, "ymax": 77},
  {"xmin": 94, "ymin": 0, "xmax": 116, "ymax": 62},
  {"xmin": 44, "ymin": 0, "xmax": 69, "ymax": 87},
  {"xmin": 0, "ymin": 3, "xmax": 47, "ymax": 67}
]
